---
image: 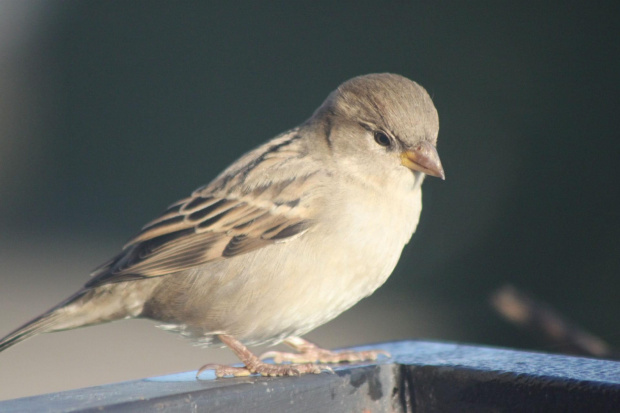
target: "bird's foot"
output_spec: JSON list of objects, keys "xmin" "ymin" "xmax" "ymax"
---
[
  {"xmin": 259, "ymin": 336, "xmax": 390, "ymax": 364},
  {"xmin": 197, "ymin": 360, "xmax": 326, "ymax": 378},
  {"xmin": 196, "ymin": 334, "xmax": 331, "ymax": 378}
]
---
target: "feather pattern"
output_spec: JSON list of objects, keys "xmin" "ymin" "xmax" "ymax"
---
[{"xmin": 86, "ymin": 129, "xmax": 325, "ymax": 288}]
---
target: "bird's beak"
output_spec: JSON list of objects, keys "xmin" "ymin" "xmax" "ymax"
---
[{"xmin": 400, "ymin": 141, "xmax": 445, "ymax": 180}]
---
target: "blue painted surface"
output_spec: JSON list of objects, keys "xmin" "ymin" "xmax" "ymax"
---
[
  {"xmin": 145, "ymin": 341, "xmax": 620, "ymax": 384},
  {"xmin": 0, "ymin": 340, "xmax": 618, "ymax": 412},
  {"xmin": 388, "ymin": 341, "xmax": 620, "ymax": 384}
]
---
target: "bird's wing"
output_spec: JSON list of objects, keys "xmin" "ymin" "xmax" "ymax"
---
[{"xmin": 86, "ymin": 129, "xmax": 326, "ymax": 288}]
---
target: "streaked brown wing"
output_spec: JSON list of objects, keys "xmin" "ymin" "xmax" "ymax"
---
[
  {"xmin": 86, "ymin": 130, "xmax": 324, "ymax": 288},
  {"xmin": 86, "ymin": 194, "xmax": 313, "ymax": 288}
]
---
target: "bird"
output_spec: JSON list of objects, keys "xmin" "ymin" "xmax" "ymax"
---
[{"xmin": 0, "ymin": 73, "xmax": 444, "ymax": 377}]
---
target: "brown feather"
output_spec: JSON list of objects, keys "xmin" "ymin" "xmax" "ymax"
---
[{"xmin": 86, "ymin": 129, "xmax": 323, "ymax": 288}]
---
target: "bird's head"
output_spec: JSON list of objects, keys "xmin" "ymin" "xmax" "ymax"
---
[{"xmin": 311, "ymin": 73, "xmax": 444, "ymax": 184}]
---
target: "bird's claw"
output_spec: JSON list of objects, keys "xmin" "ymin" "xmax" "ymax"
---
[
  {"xmin": 197, "ymin": 361, "xmax": 329, "ymax": 378},
  {"xmin": 259, "ymin": 348, "xmax": 390, "ymax": 364}
]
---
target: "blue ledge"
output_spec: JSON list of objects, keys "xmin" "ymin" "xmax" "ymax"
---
[{"xmin": 1, "ymin": 341, "xmax": 618, "ymax": 412}]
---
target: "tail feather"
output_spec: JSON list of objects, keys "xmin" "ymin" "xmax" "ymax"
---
[
  {"xmin": 0, "ymin": 312, "xmax": 61, "ymax": 353},
  {"xmin": 0, "ymin": 291, "xmax": 86, "ymax": 353},
  {"xmin": 0, "ymin": 279, "xmax": 155, "ymax": 353}
]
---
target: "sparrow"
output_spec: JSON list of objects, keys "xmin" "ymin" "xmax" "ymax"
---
[{"xmin": 0, "ymin": 73, "xmax": 444, "ymax": 377}]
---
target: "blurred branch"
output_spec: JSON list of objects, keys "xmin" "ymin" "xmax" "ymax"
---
[{"xmin": 491, "ymin": 284, "xmax": 618, "ymax": 360}]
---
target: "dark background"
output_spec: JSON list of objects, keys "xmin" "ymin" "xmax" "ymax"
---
[{"xmin": 0, "ymin": 0, "xmax": 618, "ymax": 400}]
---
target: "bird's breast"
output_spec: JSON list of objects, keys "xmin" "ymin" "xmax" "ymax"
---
[
  {"xmin": 322, "ymin": 179, "xmax": 422, "ymax": 290},
  {"xmin": 233, "ymin": 179, "xmax": 423, "ymax": 343}
]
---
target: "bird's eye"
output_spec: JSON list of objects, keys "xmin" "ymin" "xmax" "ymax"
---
[{"xmin": 374, "ymin": 131, "xmax": 391, "ymax": 147}]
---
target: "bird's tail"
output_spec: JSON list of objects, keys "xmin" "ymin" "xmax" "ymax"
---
[
  {"xmin": 0, "ymin": 312, "xmax": 59, "ymax": 353},
  {"xmin": 0, "ymin": 284, "xmax": 137, "ymax": 353},
  {"xmin": 0, "ymin": 291, "xmax": 88, "ymax": 353}
]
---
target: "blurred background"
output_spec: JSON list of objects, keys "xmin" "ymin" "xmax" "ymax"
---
[{"xmin": 0, "ymin": 0, "xmax": 618, "ymax": 401}]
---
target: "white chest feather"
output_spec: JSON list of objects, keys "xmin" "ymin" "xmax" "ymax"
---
[
  {"xmin": 243, "ymin": 172, "xmax": 424, "ymax": 341},
  {"xmin": 322, "ymin": 175, "xmax": 422, "ymax": 298}
]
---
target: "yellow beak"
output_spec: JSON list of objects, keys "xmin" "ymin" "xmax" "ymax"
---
[{"xmin": 400, "ymin": 141, "xmax": 445, "ymax": 180}]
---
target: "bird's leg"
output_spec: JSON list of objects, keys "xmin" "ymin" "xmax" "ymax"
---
[
  {"xmin": 259, "ymin": 336, "xmax": 390, "ymax": 364},
  {"xmin": 197, "ymin": 334, "xmax": 327, "ymax": 378}
]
